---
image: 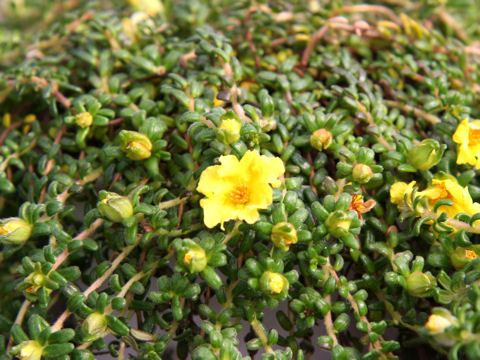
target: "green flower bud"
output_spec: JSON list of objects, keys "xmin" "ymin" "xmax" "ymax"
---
[
  {"xmin": 408, "ymin": 139, "xmax": 445, "ymax": 170},
  {"xmin": 97, "ymin": 191, "xmax": 133, "ymax": 223},
  {"xmin": 259, "ymin": 117, "xmax": 276, "ymax": 132},
  {"xmin": 179, "ymin": 243, "xmax": 207, "ymax": 273},
  {"xmin": 75, "ymin": 112, "xmax": 93, "ymax": 128},
  {"xmin": 82, "ymin": 312, "xmax": 108, "ymax": 342},
  {"xmin": 352, "ymin": 164, "xmax": 374, "ymax": 184},
  {"xmin": 0, "ymin": 217, "xmax": 33, "ymax": 245},
  {"xmin": 271, "ymin": 222, "xmax": 297, "ymax": 251},
  {"xmin": 259, "ymin": 271, "xmax": 288, "ymax": 296},
  {"xmin": 119, "ymin": 130, "xmax": 152, "ymax": 160},
  {"xmin": 24, "ymin": 270, "xmax": 49, "ymax": 295},
  {"xmin": 450, "ymin": 246, "xmax": 479, "ymax": 269},
  {"xmin": 218, "ymin": 111, "xmax": 241, "ymax": 144},
  {"xmin": 12, "ymin": 340, "xmax": 44, "ymax": 360},
  {"xmin": 310, "ymin": 129, "xmax": 332, "ymax": 151},
  {"xmin": 325, "ymin": 210, "xmax": 351, "ymax": 238},
  {"xmin": 406, "ymin": 271, "xmax": 436, "ymax": 297}
]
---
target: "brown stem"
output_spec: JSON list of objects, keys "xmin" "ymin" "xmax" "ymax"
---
[
  {"xmin": 0, "ymin": 121, "xmax": 23, "ymax": 145},
  {"xmin": 332, "ymin": 5, "xmax": 401, "ymax": 24},
  {"xmin": 384, "ymin": 100, "xmax": 441, "ymax": 125}
]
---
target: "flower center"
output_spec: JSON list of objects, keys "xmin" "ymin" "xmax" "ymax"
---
[
  {"xmin": 469, "ymin": 127, "xmax": 480, "ymax": 145},
  {"xmin": 184, "ymin": 250, "xmax": 196, "ymax": 264},
  {"xmin": 465, "ymin": 250, "xmax": 478, "ymax": 259},
  {"xmin": 126, "ymin": 141, "xmax": 141, "ymax": 150},
  {"xmin": 269, "ymin": 273, "xmax": 284, "ymax": 294},
  {"xmin": 229, "ymin": 184, "xmax": 249, "ymax": 204}
]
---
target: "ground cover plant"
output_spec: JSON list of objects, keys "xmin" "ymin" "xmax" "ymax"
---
[{"xmin": 1, "ymin": 0, "xmax": 480, "ymax": 359}]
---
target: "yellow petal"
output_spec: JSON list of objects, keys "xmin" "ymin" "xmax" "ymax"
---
[
  {"xmin": 419, "ymin": 184, "xmax": 446, "ymax": 200},
  {"xmin": 196, "ymin": 165, "xmax": 229, "ymax": 197},
  {"xmin": 247, "ymin": 180, "xmax": 273, "ymax": 209},
  {"xmin": 456, "ymin": 143, "xmax": 475, "ymax": 166},
  {"xmin": 233, "ymin": 207, "xmax": 260, "ymax": 224},
  {"xmin": 200, "ymin": 197, "xmax": 234, "ymax": 230},
  {"xmin": 390, "ymin": 181, "xmax": 415, "ymax": 204},
  {"xmin": 452, "ymin": 118, "xmax": 470, "ymax": 145},
  {"xmin": 217, "ymin": 154, "xmax": 243, "ymax": 178},
  {"xmin": 260, "ymin": 154, "xmax": 285, "ymax": 187}
]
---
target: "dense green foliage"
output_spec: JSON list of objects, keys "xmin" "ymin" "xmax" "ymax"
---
[{"xmin": 2, "ymin": 1, "xmax": 480, "ymax": 359}]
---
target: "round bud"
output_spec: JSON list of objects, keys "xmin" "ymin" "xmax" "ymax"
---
[
  {"xmin": 310, "ymin": 129, "xmax": 333, "ymax": 151},
  {"xmin": 352, "ymin": 164, "xmax": 374, "ymax": 184},
  {"xmin": 119, "ymin": 130, "xmax": 153, "ymax": 160},
  {"xmin": 325, "ymin": 210, "xmax": 351, "ymax": 238},
  {"xmin": 450, "ymin": 247, "xmax": 478, "ymax": 269},
  {"xmin": 97, "ymin": 191, "xmax": 134, "ymax": 223},
  {"xmin": 408, "ymin": 139, "xmax": 444, "ymax": 170},
  {"xmin": 271, "ymin": 222, "xmax": 297, "ymax": 251},
  {"xmin": 181, "ymin": 247, "xmax": 207, "ymax": 273},
  {"xmin": 259, "ymin": 271, "xmax": 288, "ymax": 296},
  {"xmin": 0, "ymin": 218, "xmax": 33, "ymax": 245},
  {"xmin": 406, "ymin": 271, "xmax": 435, "ymax": 297},
  {"xmin": 425, "ymin": 314, "xmax": 452, "ymax": 333},
  {"xmin": 13, "ymin": 340, "xmax": 44, "ymax": 360},
  {"xmin": 82, "ymin": 312, "xmax": 108, "ymax": 342}
]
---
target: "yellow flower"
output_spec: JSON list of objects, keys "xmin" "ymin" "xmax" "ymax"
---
[
  {"xmin": 425, "ymin": 314, "xmax": 452, "ymax": 333},
  {"xmin": 421, "ymin": 176, "xmax": 480, "ymax": 218},
  {"xmin": 75, "ymin": 112, "xmax": 93, "ymax": 128},
  {"xmin": 268, "ymin": 273, "xmax": 285, "ymax": 294},
  {"xmin": 219, "ymin": 118, "xmax": 241, "ymax": 135},
  {"xmin": 197, "ymin": 150, "xmax": 284, "ymax": 229},
  {"xmin": 348, "ymin": 194, "xmax": 376, "ymax": 220},
  {"xmin": 390, "ymin": 176, "xmax": 480, "ymax": 219},
  {"xmin": 452, "ymin": 118, "xmax": 480, "ymax": 168}
]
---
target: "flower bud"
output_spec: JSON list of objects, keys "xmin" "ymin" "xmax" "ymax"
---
[
  {"xmin": 180, "ymin": 245, "xmax": 207, "ymax": 273},
  {"xmin": 259, "ymin": 117, "xmax": 276, "ymax": 132},
  {"xmin": 425, "ymin": 314, "xmax": 452, "ymax": 333},
  {"xmin": 352, "ymin": 164, "xmax": 374, "ymax": 184},
  {"xmin": 450, "ymin": 246, "xmax": 479, "ymax": 269},
  {"xmin": 408, "ymin": 139, "xmax": 444, "ymax": 170},
  {"xmin": 325, "ymin": 210, "xmax": 351, "ymax": 238},
  {"xmin": 310, "ymin": 129, "xmax": 332, "ymax": 151},
  {"xmin": 271, "ymin": 222, "xmax": 297, "ymax": 251},
  {"xmin": 24, "ymin": 270, "xmax": 47, "ymax": 294},
  {"xmin": 82, "ymin": 312, "xmax": 108, "ymax": 342},
  {"xmin": 12, "ymin": 340, "xmax": 43, "ymax": 360},
  {"xmin": 406, "ymin": 271, "xmax": 436, "ymax": 297},
  {"xmin": 259, "ymin": 271, "xmax": 288, "ymax": 296},
  {"xmin": 75, "ymin": 112, "xmax": 93, "ymax": 128},
  {"xmin": 97, "ymin": 191, "xmax": 134, "ymax": 223},
  {"xmin": 119, "ymin": 130, "xmax": 152, "ymax": 160},
  {"xmin": 0, "ymin": 217, "xmax": 33, "ymax": 245},
  {"xmin": 218, "ymin": 111, "xmax": 242, "ymax": 144}
]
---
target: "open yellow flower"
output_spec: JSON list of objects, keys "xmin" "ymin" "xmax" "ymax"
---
[
  {"xmin": 197, "ymin": 150, "xmax": 284, "ymax": 229},
  {"xmin": 390, "ymin": 175, "xmax": 480, "ymax": 218},
  {"xmin": 452, "ymin": 118, "xmax": 480, "ymax": 168},
  {"xmin": 422, "ymin": 176, "xmax": 480, "ymax": 218}
]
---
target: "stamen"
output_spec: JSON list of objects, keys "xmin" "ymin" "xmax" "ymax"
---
[
  {"xmin": 469, "ymin": 127, "xmax": 480, "ymax": 144},
  {"xmin": 465, "ymin": 250, "xmax": 477, "ymax": 259},
  {"xmin": 229, "ymin": 184, "xmax": 249, "ymax": 204}
]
